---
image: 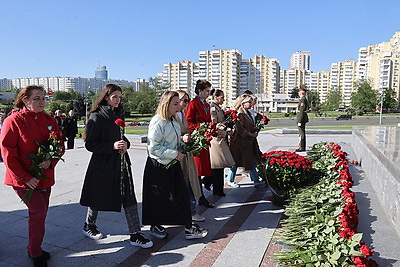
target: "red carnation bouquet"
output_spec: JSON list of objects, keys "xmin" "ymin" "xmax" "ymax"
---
[
  {"xmin": 23, "ymin": 126, "xmax": 65, "ymax": 204},
  {"xmin": 222, "ymin": 110, "xmax": 239, "ymax": 130},
  {"xmin": 255, "ymin": 112, "xmax": 270, "ymax": 130},
  {"xmin": 115, "ymin": 119, "xmax": 133, "ymax": 196},
  {"xmin": 165, "ymin": 122, "xmax": 218, "ymax": 169}
]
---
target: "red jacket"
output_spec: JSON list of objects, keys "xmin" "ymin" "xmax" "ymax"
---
[
  {"xmin": 1, "ymin": 109, "xmax": 63, "ymax": 189},
  {"xmin": 185, "ymin": 96, "xmax": 212, "ymax": 176}
]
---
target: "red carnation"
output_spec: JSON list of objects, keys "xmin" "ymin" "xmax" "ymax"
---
[
  {"xmin": 115, "ymin": 119, "xmax": 126, "ymax": 128},
  {"xmin": 360, "ymin": 244, "xmax": 374, "ymax": 256}
]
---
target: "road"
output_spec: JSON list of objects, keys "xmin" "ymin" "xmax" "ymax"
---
[{"xmin": 268, "ymin": 115, "xmax": 400, "ymax": 127}]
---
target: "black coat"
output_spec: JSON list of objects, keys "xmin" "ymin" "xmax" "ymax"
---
[
  {"xmin": 79, "ymin": 106, "xmax": 135, "ymax": 212},
  {"xmin": 64, "ymin": 116, "xmax": 78, "ymax": 137}
]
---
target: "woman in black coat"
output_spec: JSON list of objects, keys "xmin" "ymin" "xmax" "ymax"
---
[{"xmin": 79, "ymin": 84, "xmax": 153, "ymax": 248}]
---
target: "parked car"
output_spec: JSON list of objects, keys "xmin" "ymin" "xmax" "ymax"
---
[
  {"xmin": 140, "ymin": 121, "xmax": 150, "ymax": 126},
  {"xmin": 128, "ymin": 121, "xmax": 141, "ymax": 126},
  {"xmin": 336, "ymin": 114, "xmax": 352, "ymax": 120}
]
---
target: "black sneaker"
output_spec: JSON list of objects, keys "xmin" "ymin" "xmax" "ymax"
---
[
  {"xmin": 28, "ymin": 250, "xmax": 51, "ymax": 261},
  {"xmin": 130, "ymin": 233, "xmax": 153, "ymax": 248},
  {"xmin": 150, "ymin": 225, "xmax": 168, "ymax": 239},
  {"xmin": 185, "ymin": 225, "xmax": 208, "ymax": 240},
  {"xmin": 83, "ymin": 223, "xmax": 103, "ymax": 240},
  {"xmin": 31, "ymin": 254, "xmax": 48, "ymax": 267}
]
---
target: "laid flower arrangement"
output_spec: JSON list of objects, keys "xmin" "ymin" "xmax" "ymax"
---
[
  {"xmin": 165, "ymin": 122, "xmax": 218, "ymax": 169},
  {"xmin": 274, "ymin": 142, "xmax": 378, "ymax": 266},
  {"xmin": 23, "ymin": 126, "xmax": 65, "ymax": 204},
  {"xmin": 257, "ymin": 150, "xmax": 316, "ymax": 203},
  {"xmin": 115, "ymin": 119, "xmax": 133, "ymax": 196},
  {"xmin": 255, "ymin": 112, "xmax": 270, "ymax": 130}
]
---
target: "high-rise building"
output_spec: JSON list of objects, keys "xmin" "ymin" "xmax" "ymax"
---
[
  {"xmin": 290, "ymin": 51, "xmax": 311, "ymax": 70},
  {"xmin": 330, "ymin": 59, "xmax": 358, "ymax": 107},
  {"xmin": 161, "ymin": 61, "xmax": 197, "ymax": 95},
  {"xmin": 95, "ymin": 65, "xmax": 108, "ymax": 79},
  {"xmin": 198, "ymin": 49, "xmax": 242, "ymax": 106}
]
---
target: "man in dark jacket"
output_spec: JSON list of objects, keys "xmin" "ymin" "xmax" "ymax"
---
[
  {"xmin": 64, "ymin": 110, "xmax": 78, "ymax": 149},
  {"xmin": 296, "ymin": 88, "xmax": 309, "ymax": 152}
]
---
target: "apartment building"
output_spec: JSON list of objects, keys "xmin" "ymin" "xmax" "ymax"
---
[
  {"xmin": 240, "ymin": 55, "xmax": 280, "ymax": 99},
  {"xmin": 330, "ymin": 59, "xmax": 358, "ymax": 107},
  {"xmin": 290, "ymin": 51, "xmax": 311, "ymax": 70},
  {"xmin": 279, "ymin": 68, "xmax": 306, "ymax": 95},
  {"xmin": 161, "ymin": 61, "xmax": 197, "ymax": 95}
]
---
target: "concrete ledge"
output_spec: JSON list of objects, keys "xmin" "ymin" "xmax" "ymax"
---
[
  {"xmin": 352, "ymin": 127, "xmax": 400, "ymax": 236},
  {"xmin": 281, "ymin": 128, "xmax": 352, "ymax": 135}
]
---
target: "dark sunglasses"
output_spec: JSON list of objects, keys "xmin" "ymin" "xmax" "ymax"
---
[{"xmin": 181, "ymin": 99, "xmax": 190, "ymax": 103}]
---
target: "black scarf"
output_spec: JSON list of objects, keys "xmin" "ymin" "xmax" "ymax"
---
[{"xmin": 98, "ymin": 105, "xmax": 125, "ymax": 122}]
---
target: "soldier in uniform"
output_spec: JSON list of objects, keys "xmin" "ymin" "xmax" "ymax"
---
[{"xmin": 296, "ymin": 88, "xmax": 309, "ymax": 152}]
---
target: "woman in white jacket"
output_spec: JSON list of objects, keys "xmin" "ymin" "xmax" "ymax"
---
[{"xmin": 142, "ymin": 91, "xmax": 208, "ymax": 240}]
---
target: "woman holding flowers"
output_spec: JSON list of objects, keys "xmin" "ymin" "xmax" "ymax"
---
[
  {"xmin": 227, "ymin": 94, "xmax": 264, "ymax": 188},
  {"xmin": 175, "ymin": 89, "xmax": 205, "ymax": 222},
  {"xmin": 209, "ymin": 89, "xmax": 235, "ymax": 196},
  {"xmin": 1, "ymin": 85, "xmax": 64, "ymax": 267},
  {"xmin": 185, "ymin": 79, "xmax": 214, "ymax": 208},
  {"xmin": 142, "ymin": 91, "xmax": 208, "ymax": 240},
  {"xmin": 79, "ymin": 84, "xmax": 153, "ymax": 249}
]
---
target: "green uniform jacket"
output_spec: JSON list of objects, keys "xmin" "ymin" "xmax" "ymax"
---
[{"xmin": 296, "ymin": 96, "xmax": 309, "ymax": 124}]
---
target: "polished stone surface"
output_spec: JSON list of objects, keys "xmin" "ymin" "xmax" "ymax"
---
[{"xmin": 354, "ymin": 126, "xmax": 400, "ymax": 171}]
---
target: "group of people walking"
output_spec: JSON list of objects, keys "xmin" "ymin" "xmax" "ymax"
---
[{"xmin": 0, "ymin": 80, "xmax": 283, "ymax": 267}]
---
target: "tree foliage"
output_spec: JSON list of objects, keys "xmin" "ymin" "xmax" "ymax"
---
[
  {"xmin": 351, "ymin": 81, "xmax": 377, "ymax": 113},
  {"xmin": 382, "ymin": 87, "xmax": 398, "ymax": 110},
  {"xmin": 323, "ymin": 88, "xmax": 341, "ymax": 111}
]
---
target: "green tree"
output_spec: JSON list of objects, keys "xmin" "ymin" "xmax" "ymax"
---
[
  {"xmin": 351, "ymin": 80, "xmax": 377, "ymax": 113},
  {"xmin": 381, "ymin": 87, "xmax": 398, "ymax": 111},
  {"xmin": 307, "ymin": 90, "xmax": 320, "ymax": 112},
  {"xmin": 290, "ymin": 86, "xmax": 299, "ymax": 98},
  {"xmin": 323, "ymin": 88, "xmax": 341, "ymax": 111}
]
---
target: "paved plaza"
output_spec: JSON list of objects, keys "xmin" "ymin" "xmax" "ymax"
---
[{"xmin": 0, "ymin": 130, "xmax": 399, "ymax": 266}]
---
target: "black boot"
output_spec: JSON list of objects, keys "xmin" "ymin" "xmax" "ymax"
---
[
  {"xmin": 201, "ymin": 176, "xmax": 212, "ymax": 191},
  {"xmin": 198, "ymin": 195, "xmax": 214, "ymax": 208},
  {"xmin": 212, "ymin": 169, "xmax": 226, "ymax": 196}
]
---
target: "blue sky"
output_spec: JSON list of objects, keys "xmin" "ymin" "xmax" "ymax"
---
[{"xmin": 1, "ymin": 0, "xmax": 399, "ymax": 81}]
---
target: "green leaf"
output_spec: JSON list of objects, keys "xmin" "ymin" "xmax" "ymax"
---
[
  {"xmin": 331, "ymin": 250, "xmax": 341, "ymax": 260},
  {"xmin": 351, "ymin": 233, "xmax": 363, "ymax": 242},
  {"xmin": 315, "ymin": 213, "xmax": 324, "ymax": 222}
]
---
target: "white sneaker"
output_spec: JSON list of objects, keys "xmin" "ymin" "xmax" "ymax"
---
[
  {"xmin": 227, "ymin": 181, "xmax": 240, "ymax": 188},
  {"xmin": 192, "ymin": 214, "xmax": 205, "ymax": 222}
]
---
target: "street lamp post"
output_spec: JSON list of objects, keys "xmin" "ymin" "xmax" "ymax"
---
[
  {"xmin": 379, "ymin": 89, "xmax": 385, "ymax": 125},
  {"xmin": 84, "ymin": 97, "xmax": 89, "ymax": 124}
]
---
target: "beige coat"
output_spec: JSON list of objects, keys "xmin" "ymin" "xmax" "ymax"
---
[
  {"xmin": 229, "ymin": 106, "xmax": 261, "ymax": 170},
  {"xmin": 176, "ymin": 112, "xmax": 203, "ymax": 200},
  {"xmin": 209, "ymin": 102, "xmax": 236, "ymax": 169}
]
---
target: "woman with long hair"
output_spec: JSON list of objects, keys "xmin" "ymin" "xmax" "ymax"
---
[
  {"xmin": 185, "ymin": 80, "xmax": 214, "ymax": 208},
  {"xmin": 175, "ymin": 89, "xmax": 205, "ymax": 222},
  {"xmin": 79, "ymin": 84, "xmax": 153, "ymax": 249},
  {"xmin": 209, "ymin": 89, "xmax": 235, "ymax": 196},
  {"xmin": 142, "ymin": 91, "xmax": 208, "ymax": 240},
  {"xmin": 227, "ymin": 94, "xmax": 265, "ymax": 188},
  {"xmin": 1, "ymin": 85, "xmax": 64, "ymax": 267}
]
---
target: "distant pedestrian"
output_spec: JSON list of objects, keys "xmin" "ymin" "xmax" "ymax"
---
[
  {"xmin": 142, "ymin": 91, "xmax": 208, "ymax": 240},
  {"xmin": 1, "ymin": 85, "xmax": 64, "ymax": 267},
  {"xmin": 64, "ymin": 110, "xmax": 78, "ymax": 149},
  {"xmin": 79, "ymin": 84, "xmax": 153, "ymax": 249},
  {"xmin": 54, "ymin": 110, "xmax": 65, "ymax": 135},
  {"xmin": 296, "ymin": 88, "xmax": 309, "ymax": 152}
]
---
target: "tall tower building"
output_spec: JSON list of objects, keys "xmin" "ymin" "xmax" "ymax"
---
[
  {"xmin": 239, "ymin": 55, "xmax": 280, "ymax": 98},
  {"xmin": 161, "ymin": 61, "xmax": 197, "ymax": 95},
  {"xmin": 330, "ymin": 59, "xmax": 358, "ymax": 107},
  {"xmin": 95, "ymin": 65, "xmax": 108, "ymax": 79},
  {"xmin": 290, "ymin": 51, "xmax": 311, "ymax": 70},
  {"xmin": 198, "ymin": 49, "xmax": 242, "ymax": 107}
]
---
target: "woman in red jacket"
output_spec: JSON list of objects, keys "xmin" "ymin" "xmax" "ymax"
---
[
  {"xmin": 0, "ymin": 85, "xmax": 64, "ymax": 267},
  {"xmin": 185, "ymin": 80, "xmax": 214, "ymax": 208}
]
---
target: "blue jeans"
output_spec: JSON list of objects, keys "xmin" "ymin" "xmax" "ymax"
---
[{"xmin": 227, "ymin": 167, "xmax": 259, "ymax": 182}]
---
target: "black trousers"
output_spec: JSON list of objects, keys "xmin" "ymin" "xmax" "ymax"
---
[{"xmin": 67, "ymin": 136, "xmax": 75, "ymax": 149}]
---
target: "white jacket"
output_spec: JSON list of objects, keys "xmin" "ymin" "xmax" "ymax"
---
[{"xmin": 147, "ymin": 114, "xmax": 182, "ymax": 165}]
